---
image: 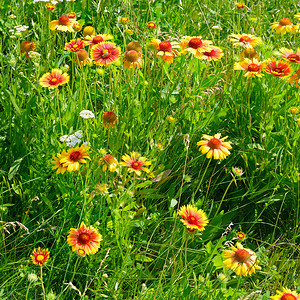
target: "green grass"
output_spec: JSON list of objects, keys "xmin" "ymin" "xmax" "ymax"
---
[{"xmin": 0, "ymin": 0, "xmax": 299, "ymax": 299}]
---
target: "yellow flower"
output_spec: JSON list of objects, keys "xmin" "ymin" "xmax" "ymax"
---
[
  {"xmin": 120, "ymin": 152, "xmax": 151, "ymax": 176},
  {"xmin": 229, "ymin": 33, "xmax": 262, "ymax": 48},
  {"xmin": 270, "ymin": 287, "xmax": 299, "ymax": 300},
  {"xmin": 222, "ymin": 242, "xmax": 261, "ymax": 276},
  {"xmin": 271, "ymin": 18, "xmax": 298, "ymax": 34},
  {"xmin": 234, "ymin": 58, "xmax": 265, "ymax": 78}
]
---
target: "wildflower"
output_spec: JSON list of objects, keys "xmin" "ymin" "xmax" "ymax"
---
[
  {"xmin": 74, "ymin": 49, "xmax": 92, "ymax": 66},
  {"xmin": 289, "ymin": 69, "xmax": 300, "ymax": 87},
  {"xmin": 20, "ymin": 41, "xmax": 35, "ymax": 57},
  {"xmin": 270, "ymin": 288, "xmax": 299, "ymax": 300},
  {"xmin": 147, "ymin": 22, "xmax": 156, "ymax": 29},
  {"xmin": 222, "ymin": 242, "xmax": 261, "ymax": 276},
  {"xmin": 65, "ymin": 135, "xmax": 81, "ymax": 147},
  {"xmin": 236, "ymin": 232, "xmax": 246, "ymax": 241},
  {"xmin": 120, "ymin": 17, "xmax": 129, "ymax": 24},
  {"xmin": 91, "ymin": 42, "xmax": 121, "ymax": 66},
  {"xmin": 67, "ymin": 222, "xmax": 102, "ymax": 255},
  {"xmin": 85, "ymin": 34, "xmax": 114, "ymax": 47},
  {"xmin": 99, "ymin": 149, "xmax": 106, "ymax": 155},
  {"xmin": 77, "ymin": 249, "xmax": 86, "ymax": 257},
  {"xmin": 212, "ymin": 25, "xmax": 222, "ymax": 30},
  {"xmin": 28, "ymin": 273, "xmax": 38, "ymax": 282},
  {"xmin": 126, "ymin": 41, "xmax": 142, "ymax": 53},
  {"xmin": 289, "ymin": 107, "xmax": 298, "ymax": 114},
  {"xmin": 65, "ymin": 39, "xmax": 85, "ymax": 52},
  {"xmin": 123, "ymin": 50, "xmax": 143, "ymax": 68},
  {"xmin": 265, "ymin": 59, "xmax": 292, "ymax": 77},
  {"xmin": 229, "ymin": 34, "xmax": 262, "ymax": 48},
  {"xmin": 59, "ymin": 145, "xmax": 90, "ymax": 172},
  {"xmin": 50, "ymin": 15, "xmax": 75, "ymax": 32},
  {"xmin": 275, "ymin": 48, "xmax": 300, "ymax": 64},
  {"xmin": 168, "ymin": 116, "xmax": 175, "ymax": 122},
  {"xmin": 46, "ymin": 3, "xmax": 55, "ymax": 10},
  {"xmin": 180, "ymin": 36, "xmax": 212, "ymax": 58},
  {"xmin": 234, "ymin": 58, "xmax": 265, "ymax": 78},
  {"xmin": 178, "ymin": 204, "xmax": 209, "ymax": 232},
  {"xmin": 28, "ymin": 51, "xmax": 41, "ymax": 65},
  {"xmin": 232, "ymin": 167, "xmax": 243, "ymax": 177},
  {"xmin": 46, "ymin": 292, "xmax": 57, "ymax": 300},
  {"xmin": 95, "ymin": 183, "xmax": 109, "ymax": 194},
  {"xmin": 199, "ymin": 45, "xmax": 224, "ymax": 61},
  {"xmin": 126, "ymin": 29, "xmax": 133, "ymax": 34},
  {"xmin": 241, "ymin": 47, "xmax": 258, "ymax": 60},
  {"xmin": 83, "ymin": 26, "xmax": 96, "ymax": 37},
  {"xmin": 120, "ymin": 152, "xmax": 151, "ymax": 176},
  {"xmin": 51, "ymin": 151, "xmax": 68, "ymax": 174},
  {"xmin": 150, "ymin": 38, "xmax": 180, "ymax": 63},
  {"xmin": 39, "ymin": 69, "xmax": 69, "ymax": 88},
  {"xmin": 73, "ymin": 22, "xmax": 82, "ymax": 31},
  {"xmin": 99, "ymin": 154, "xmax": 118, "ymax": 172},
  {"xmin": 236, "ymin": 3, "xmax": 245, "ymax": 9},
  {"xmin": 31, "ymin": 247, "xmax": 50, "ymax": 266},
  {"xmin": 80, "ymin": 110, "xmax": 95, "ymax": 119},
  {"xmin": 66, "ymin": 12, "xmax": 76, "ymax": 19},
  {"xmin": 103, "ymin": 111, "xmax": 118, "ymax": 128},
  {"xmin": 157, "ymin": 143, "xmax": 163, "ymax": 150},
  {"xmin": 197, "ymin": 133, "xmax": 232, "ymax": 160},
  {"xmin": 271, "ymin": 18, "xmax": 298, "ymax": 34}
]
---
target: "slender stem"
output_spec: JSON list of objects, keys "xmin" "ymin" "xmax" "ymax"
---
[
  {"xmin": 215, "ymin": 178, "xmax": 234, "ymax": 217},
  {"xmin": 40, "ymin": 266, "xmax": 46, "ymax": 300},
  {"xmin": 25, "ymin": 282, "xmax": 31, "ymax": 300},
  {"xmin": 70, "ymin": 256, "xmax": 80, "ymax": 283}
]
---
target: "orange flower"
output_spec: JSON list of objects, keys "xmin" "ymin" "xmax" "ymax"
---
[
  {"xmin": 275, "ymin": 48, "xmax": 300, "ymax": 64},
  {"xmin": 103, "ymin": 111, "xmax": 118, "ymax": 128},
  {"xmin": 270, "ymin": 288, "xmax": 299, "ymax": 300},
  {"xmin": 39, "ymin": 69, "xmax": 69, "ymax": 89},
  {"xmin": 199, "ymin": 46, "xmax": 224, "ymax": 61},
  {"xmin": 20, "ymin": 41, "xmax": 35, "ymax": 57},
  {"xmin": 147, "ymin": 22, "xmax": 156, "ymax": 29},
  {"xmin": 98, "ymin": 154, "xmax": 118, "ymax": 172},
  {"xmin": 120, "ymin": 17, "xmax": 129, "ymax": 23},
  {"xmin": 180, "ymin": 36, "xmax": 212, "ymax": 58},
  {"xmin": 289, "ymin": 69, "xmax": 300, "ymax": 87},
  {"xmin": 91, "ymin": 42, "xmax": 121, "ymax": 66},
  {"xmin": 234, "ymin": 58, "xmax": 265, "ymax": 78},
  {"xmin": 46, "ymin": 3, "xmax": 55, "ymax": 10},
  {"xmin": 229, "ymin": 34, "xmax": 262, "ymax": 48},
  {"xmin": 49, "ymin": 15, "xmax": 75, "ymax": 32},
  {"xmin": 74, "ymin": 49, "xmax": 92, "ymax": 66},
  {"xmin": 126, "ymin": 41, "xmax": 142, "ymax": 53},
  {"xmin": 271, "ymin": 18, "xmax": 298, "ymax": 34},
  {"xmin": 67, "ymin": 222, "xmax": 102, "ymax": 255},
  {"xmin": 120, "ymin": 152, "xmax": 151, "ymax": 176},
  {"xmin": 265, "ymin": 59, "xmax": 292, "ymax": 77},
  {"xmin": 123, "ymin": 50, "xmax": 143, "ymax": 68},
  {"xmin": 65, "ymin": 39, "xmax": 86, "ymax": 52},
  {"xmin": 178, "ymin": 205, "xmax": 209, "ymax": 232},
  {"xmin": 59, "ymin": 145, "xmax": 91, "ymax": 172},
  {"xmin": 73, "ymin": 22, "xmax": 82, "ymax": 31},
  {"xmin": 31, "ymin": 247, "xmax": 50, "ymax": 266},
  {"xmin": 150, "ymin": 38, "xmax": 180, "ymax": 64},
  {"xmin": 197, "ymin": 133, "xmax": 232, "ymax": 160},
  {"xmin": 66, "ymin": 12, "xmax": 76, "ymax": 19}
]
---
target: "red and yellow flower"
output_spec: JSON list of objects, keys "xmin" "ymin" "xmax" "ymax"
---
[
  {"xmin": 91, "ymin": 42, "xmax": 121, "ymax": 66},
  {"xmin": 123, "ymin": 50, "xmax": 143, "ymax": 68},
  {"xmin": 120, "ymin": 17, "xmax": 129, "ymax": 24},
  {"xmin": 67, "ymin": 222, "xmax": 102, "ymax": 255},
  {"xmin": 178, "ymin": 205, "xmax": 209, "ymax": 232},
  {"xmin": 73, "ymin": 22, "xmax": 82, "ymax": 31},
  {"xmin": 180, "ymin": 36, "xmax": 212, "ymax": 58},
  {"xmin": 50, "ymin": 15, "xmax": 75, "ymax": 32},
  {"xmin": 65, "ymin": 39, "xmax": 86, "ymax": 52},
  {"xmin": 85, "ymin": 34, "xmax": 114, "ymax": 47},
  {"xmin": 289, "ymin": 69, "xmax": 300, "ymax": 88},
  {"xmin": 66, "ymin": 12, "xmax": 76, "ymax": 19},
  {"xmin": 229, "ymin": 34, "xmax": 262, "ymax": 48},
  {"xmin": 103, "ymin": 111, "xmax": 118, "ymax": 128},
  {"xmin": 234, "ymin": 58, "xmax": 265, "ymax": 78},
  {"xmin": 20, "ymin": 41, "xmax": 35, "ymax": 57},
  {"xmin": 271, "ymin": 18, "xmax": 298, "ymax": 34},
  {"xmin": 199, "ymin": 45, "xmax": 224, "ymax": 61},
  {"xmin": 31, "ymin": 247, "xmax": 50, "ymax": 266},
  {"xmin": 236, "ymin": 3, "xmax": 245, "ymax": 9},
  {"xmin": 197, "ymin": 133, "xmax": 232, "ymax": 160},
  {"xmin": 147, "ymin": 22, "xmax": 156, "ymax": 29},
  {"xmin": 222, "ymin": 243, "xmax": 261, "ymax": 276},
  {"xmin": 236, "ymin": 232, "xmax": 246, "ymax": 241},
  {"xmin": 275, "ymin": 48, "xmax": 300, "ymax": 64},
  {"xmin": 39, "ymin": 69, "xmax": 69, "ymax": 88},
  {"xmin": 265, "ymin": 59, "xmax": 292, "ymax": 77},
  {"xmin": 99, "ymin": 154, "xmax": 118, "ymax": 172},
  {"xmin": 46, "ymin": 3, "xmax": 55, "ymax": 10},
  {"xmin": 120, "ymin": 152, "xmax": 151, "ymax": 176},
  {"xmin": 270, "ymin": 288, "xmax": 299, "ymax": 300},
  {"xmin": 150, "ymin": 38, "xmax": 180, "ymax": 64}
]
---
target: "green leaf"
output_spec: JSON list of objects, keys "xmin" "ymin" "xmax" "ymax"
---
[{"xmin": 8, "ymin": 158, "xmax": 23, "ymax": 180}]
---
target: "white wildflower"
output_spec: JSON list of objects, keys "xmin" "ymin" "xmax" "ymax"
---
[{"xmin": 79, "ymin": 110, "xmax": 95, "ymax": 119}]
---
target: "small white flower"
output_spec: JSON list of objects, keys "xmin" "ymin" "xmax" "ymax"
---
[
  {"xmin": 8, "ymin": 14, "xmax": 16, "ymax": 19},
  {"xmin": 51, "ymin": 0, "xmax": 58, "ymax": 4},
  {"xmin": 60, "ymin": 135, "xmax": 69, "ymax": 143},
  {"xmin": 79, "ymin": 110, "xmax": 95, "ymax": 119},
  {"xmin": 66, "ymin": 135, "xmax": 81, "ymax": 147},
  {"xmin": 74, "ymin": 130, "xmax": 83, "ymax": 138},
  {"xmin": 83, "ymin": 141, "xmax": 91, "ymax": 147},
  {"xmin": 28, "ymin": 273, "xmax": 38, "ymax": 282}
]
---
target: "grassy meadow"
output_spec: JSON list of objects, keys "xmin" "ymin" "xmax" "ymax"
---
[{"xmin": 0, "ymin": 0, "xmax": 299, "ymax": 299}]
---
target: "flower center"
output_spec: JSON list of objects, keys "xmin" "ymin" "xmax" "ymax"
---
[
  {"xmin": 132, "ymin": 161, "xmax": 142, "ymax": 170},
  {"xmin": 239, "ymin": 36, "xmax": 251, "ymax": 43},
  {"xmin": 273, "ymin": 67, "xmax": 283, "ymax": 73},
  {"xmin": 73, "ymin": 44, "xmax": 79, "ymax": 49},
  {"xmin": 188, "ymin": 37, "xmax": 203, "ymax": 49},
  {"xmin": 248, "ymin": 63, "xmax": 260, "ymax": 72},
  {"xmin": 78, "ymin": 233, "xmax": 91, "ymax": 244},
  {"xmin": 281, "ymin": 294, "xmax": 297, "ymax": 300},
  {"xmin": 58, "ymin": 16, "xmax": 70, "ymax": 26},
  {"xmin": 234, "ymin": 248, "xmax": 250, "ymax": 263},
  {"xmin": 102, "ymin": 49, "xmax": 111, "ymax": 58},
  {"xmin": 70, "ymin": 151, "xmax": 82, "ymax": 161},
  {"xmin": 279, "ymin": 18, "xmax": 291, "ymax": 26},
  {"xmin": 159, "ymin": 41, "xmax": 172, "ymax": 52},
  {"xmin": 207, "ymin": 138, "xmax": 221, "ymax": 149},
  {"xmin": 103, "ymin": 111, "xmax": 117, "ymax": 122},
  {"xmin": 203, "ymin": 49, "xmax": 216, "ymax": 57},
  {"xmin": 125, "ymin": 50, "xmax": 139, "ymax": 62},
  {"xmin": 287, "ymin": 54, "xmax": 299, "ymax": 61},
  {"xmin": 36, "ymin": 254, "xmax": 45, "ymax": 262},
  {"xmin": 51, "ymin": 78, "xmax": 58, "ymax": 84},
  {"xmin": 188, "ymin": 216, "xmax": 197, "ymax": 225},
  {"xmin": 93, "ymin": 36, "xmax": 104, "ymax": 44}
]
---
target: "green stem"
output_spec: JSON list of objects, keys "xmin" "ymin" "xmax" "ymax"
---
[
  {"xmin": 215, "ymin": 178, "xmax": 234, "ymax": 217},
  {"xmin": 40, "ymin": 266, "xmax": 46, "ymax": 300},
  {"xmin": 70, "ymin": 256, "xmax": 80, "ymax": 283}
]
